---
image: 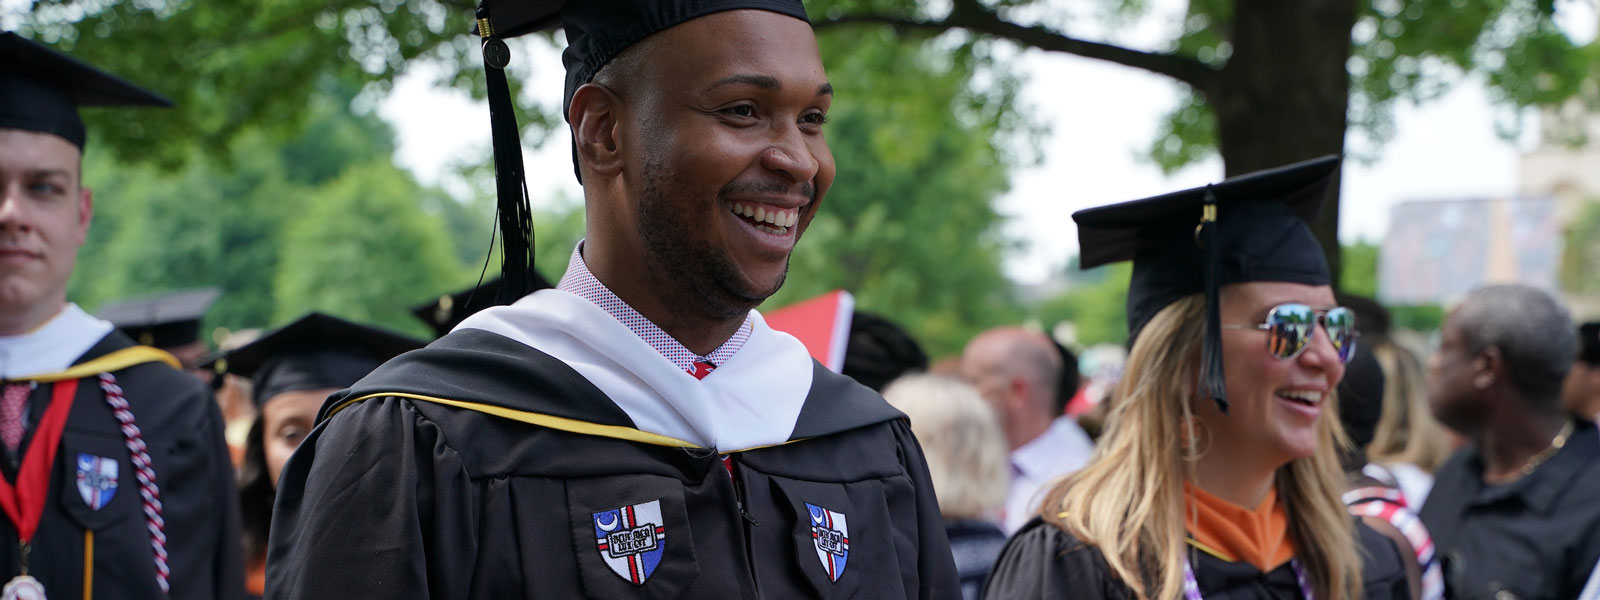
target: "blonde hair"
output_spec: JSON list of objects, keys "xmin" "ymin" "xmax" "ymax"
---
[
  {"xmin": 1366, "ymin": 341, "xmax": 1453, "ymax": 472},
  {"xmin": 1039, "ymin": 295, "xmax": 1362, "ymax": 600},
  {"xmin": 882, "ymin": 374, "xmax": 1009, "ymax": 520}
]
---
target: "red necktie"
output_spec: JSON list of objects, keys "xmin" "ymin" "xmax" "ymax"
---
[
  {"xmin": 689, "ymin": 360, "xmax": 716, "ymax": 380},
  {"xmin": 0, "ymin": 384, "xmax": 29, "ymax": 452}
]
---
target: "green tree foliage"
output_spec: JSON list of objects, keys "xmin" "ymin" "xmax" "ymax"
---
[
  {"xmin": 441, "ymin": 162, "xmax": 586, "ymax": 283},
  {"xmin": 1341, "ymin": 240, "xmax": 1381, "ymax": 297},
  {"xmin": 274, "ymin": 161, "xmax": 468, "ymax": 335},
  {"xmin": 68, "ymin": 80, "xmax": 474, "ymax": 338},
  {"xmin": 532, "ymin": 200, "xmax": 587, "ymax": 282},
  {"xmin": 70, "ymin": 134, "xmax": 301, "ymax": 330},
  {"xmin": 1561, "ymin": 198, "xmax": 1600, "ymax": 294},
  {"xmin": 764, "ymin": 21, "xmax": 1034, "ymax": 356},
  {"xmin": 8, "ymin": 0, "xmax": 530, "ymax": 167},
  {"xmin": 1390, "ymin": 304, "xmax": 1445, "ymax": 334},
  {"xmin": 278, "ymin": 80, "xmax": 401, "ymax": 186},
  {"xmin": 1034, "ymin": 264, "xmax": 1133, "ymax": 347}
]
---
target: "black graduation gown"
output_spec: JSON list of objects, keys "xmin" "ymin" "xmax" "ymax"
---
[
  {"xmin": 0, "ymin": 332, "xmax": 243, "ymax": 599},
  {"xmin": 981, "ymin": 518, "xmax": 1412, "ymax": 599},
  {"xmin": 267, "ymin": 328, "xmax": 961, "ymax": 599}
]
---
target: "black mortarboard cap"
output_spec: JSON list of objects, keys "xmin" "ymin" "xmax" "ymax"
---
[
  {"xmin": 410, "ymin": 273, "xmax": 552, "ymax": 339},
  {"xmin": 1579, "ymin": 322, "xmax": 1600, "ymax": 366},
  {"xmin": 468, "ymin": 0, "xmax": 809, "ymax": 306},
  {"xmin": 1073, "ymin": 155, "xmax": 1339, "ymax": 413},
  {"xmin": 97, "ymin": 288, "xmax": 220, "ymax": 348},
  {"xmin": 1337, "ymin": 342, "xmax": 1384, "ymax": 451},
  {"xmin": 210, "ymin": 312, "xmax": 424, "ymax": 407},
  {"xmin": 0, "ymin": 32, "xmax": 172, "ymax": 149}
]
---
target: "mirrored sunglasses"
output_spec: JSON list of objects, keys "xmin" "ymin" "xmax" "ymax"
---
[{"xmin": 1222, "ymin": 303, "xmax": 1358, "ymax": 363}]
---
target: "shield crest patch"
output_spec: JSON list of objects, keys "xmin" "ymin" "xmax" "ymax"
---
[
  {"xmin": 593, "ymin": 499, "xmax": 667, "ymax": 585},
  {"xmin": 75, "ymin": 453, "xmax": 117, "ymax": 511},
  {"xmin": 806, "ymin": 502, "xmax": 849, "ymax": 582}
]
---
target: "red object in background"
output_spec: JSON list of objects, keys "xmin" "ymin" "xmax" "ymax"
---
[
  {"xmin": 763, "ymin": 290, "xmax": 854, "ymax": 372},
  {"xmin": 1064, "ymin": 386, "xmax": 1093, "ymax": 417}
]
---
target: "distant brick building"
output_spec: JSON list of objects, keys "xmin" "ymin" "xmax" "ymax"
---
[
  {"xmin": 1377, "ymin": 102, "xmax": 1598, "ymax": 317},
  {"xmin": 1379, "ymin": 196, "xmax": 1564, "ymax": 306}
]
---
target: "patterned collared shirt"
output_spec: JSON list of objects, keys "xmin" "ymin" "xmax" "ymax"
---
[{"xmin": 557, "ymin": 243, "xmax": 752, "ymax": 375}]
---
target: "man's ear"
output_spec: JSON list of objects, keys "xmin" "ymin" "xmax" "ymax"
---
[
  {"xmin": 75, "ymin": 185, "xmax": 93, "ymax": 245},
  {"xmin": 569, "ymin": 82, "xmax": 624, "ymax": 179},
  {"xmin": 1475, "ymin": 345, "xmax": 1503, "ymax": 389},
  {"xmin": 1007, "ymin": 375, "xmax": 1032, "ymax": 411}
]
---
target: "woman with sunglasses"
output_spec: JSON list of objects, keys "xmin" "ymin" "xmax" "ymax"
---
[{"xmin": 982, "ymin": 156, "xmax": 1410, "ymax": 600}]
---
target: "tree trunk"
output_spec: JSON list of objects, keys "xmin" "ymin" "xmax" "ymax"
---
[
  {"xmin": 816, "ymin": 0, "xmax": 1362, "ymax": 285},
  {"xmin": 1212, "ymin": 0, "xmax": 1358, "ymax": 286}
]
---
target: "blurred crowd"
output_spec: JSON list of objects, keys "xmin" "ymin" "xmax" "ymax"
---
[{"xmin": 110, "ymin": 280, "xmax": 1598, "ymax": 599}]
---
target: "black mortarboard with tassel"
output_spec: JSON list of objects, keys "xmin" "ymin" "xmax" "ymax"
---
[
  {"xmin": 1072, "ymin": 155, "xmax": 1339, "ymax": 413},
  {"xmin": 469, "ymin": 0, "xmax": 809, "ymax": 305}
]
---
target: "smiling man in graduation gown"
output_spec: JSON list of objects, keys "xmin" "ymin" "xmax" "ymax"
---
[
  {"xmin": 0, "ymin": 33, "xmax": 243, "ymax": 599},
  {"xmin": 266, "ymin": 2, "xmax": 960, "ymax": 599}
]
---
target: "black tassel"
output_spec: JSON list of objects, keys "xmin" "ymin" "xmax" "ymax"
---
[
  {"xmin": 1200, "ymin": 187, "xmax": 1228, "ymax": 414},
  {"xmin": 479, "ymin": 3, "xmax": 536, "ymax": 305}
]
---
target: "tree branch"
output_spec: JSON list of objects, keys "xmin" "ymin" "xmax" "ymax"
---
[{"xmin": 815, "ymin": 3, "xmax": 1218, "ymax": 91}]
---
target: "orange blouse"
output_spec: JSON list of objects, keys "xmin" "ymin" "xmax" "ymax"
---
[{"xmin": 1183, "ymin": 482, "xmax": 1296, "ymax": 571}]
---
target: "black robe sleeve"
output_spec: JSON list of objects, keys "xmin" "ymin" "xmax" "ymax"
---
[
  {"xmin": 266, "ymin": 397, "xmax": 477, "ymax": 599},
  {"xmin": 981, "ymin": 520, "xmax": 1130, "ymax": 600},
  {"xmin": 891, "ymin": 419, "xmax": 964, "ymax": 599},
  {"xmin": 176, "ymin": 376, "xmax": 247, "ymax": 600}
]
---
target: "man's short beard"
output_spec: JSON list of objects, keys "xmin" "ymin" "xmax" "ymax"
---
[{"xmin": 636, "ymin": 164, "xmax": 787, "ymax": 319}]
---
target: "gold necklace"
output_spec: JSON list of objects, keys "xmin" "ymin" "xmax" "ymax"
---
[{"xmin": 1520, "ymin": 418, "xmax": 1575, "ymax": 475}]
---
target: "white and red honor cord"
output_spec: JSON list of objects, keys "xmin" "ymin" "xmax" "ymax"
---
[{"xmin": 97, "ymin": 373, "xmax": 170, "ymax": 594}]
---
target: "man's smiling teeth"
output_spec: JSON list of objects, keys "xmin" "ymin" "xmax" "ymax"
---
[
  {"xmin": 1278, "ymin": 390, "xmax": 1322, "ymax": 405},
  {"xmin": 730, "ymin": 202, "xmax": 799, "ymax": 228}
]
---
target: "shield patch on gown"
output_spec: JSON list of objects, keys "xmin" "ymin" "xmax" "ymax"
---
[
  {"xmin": 592, "ymin": 499, "xmax": 667, "ymax": 585},
  {"xmin": 806, "ymin": 502, "xmax": 850, "ymax": 582},
  {"xmin": 75, "ymin": 453, "xmax": 118, "ymax": 510}
]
